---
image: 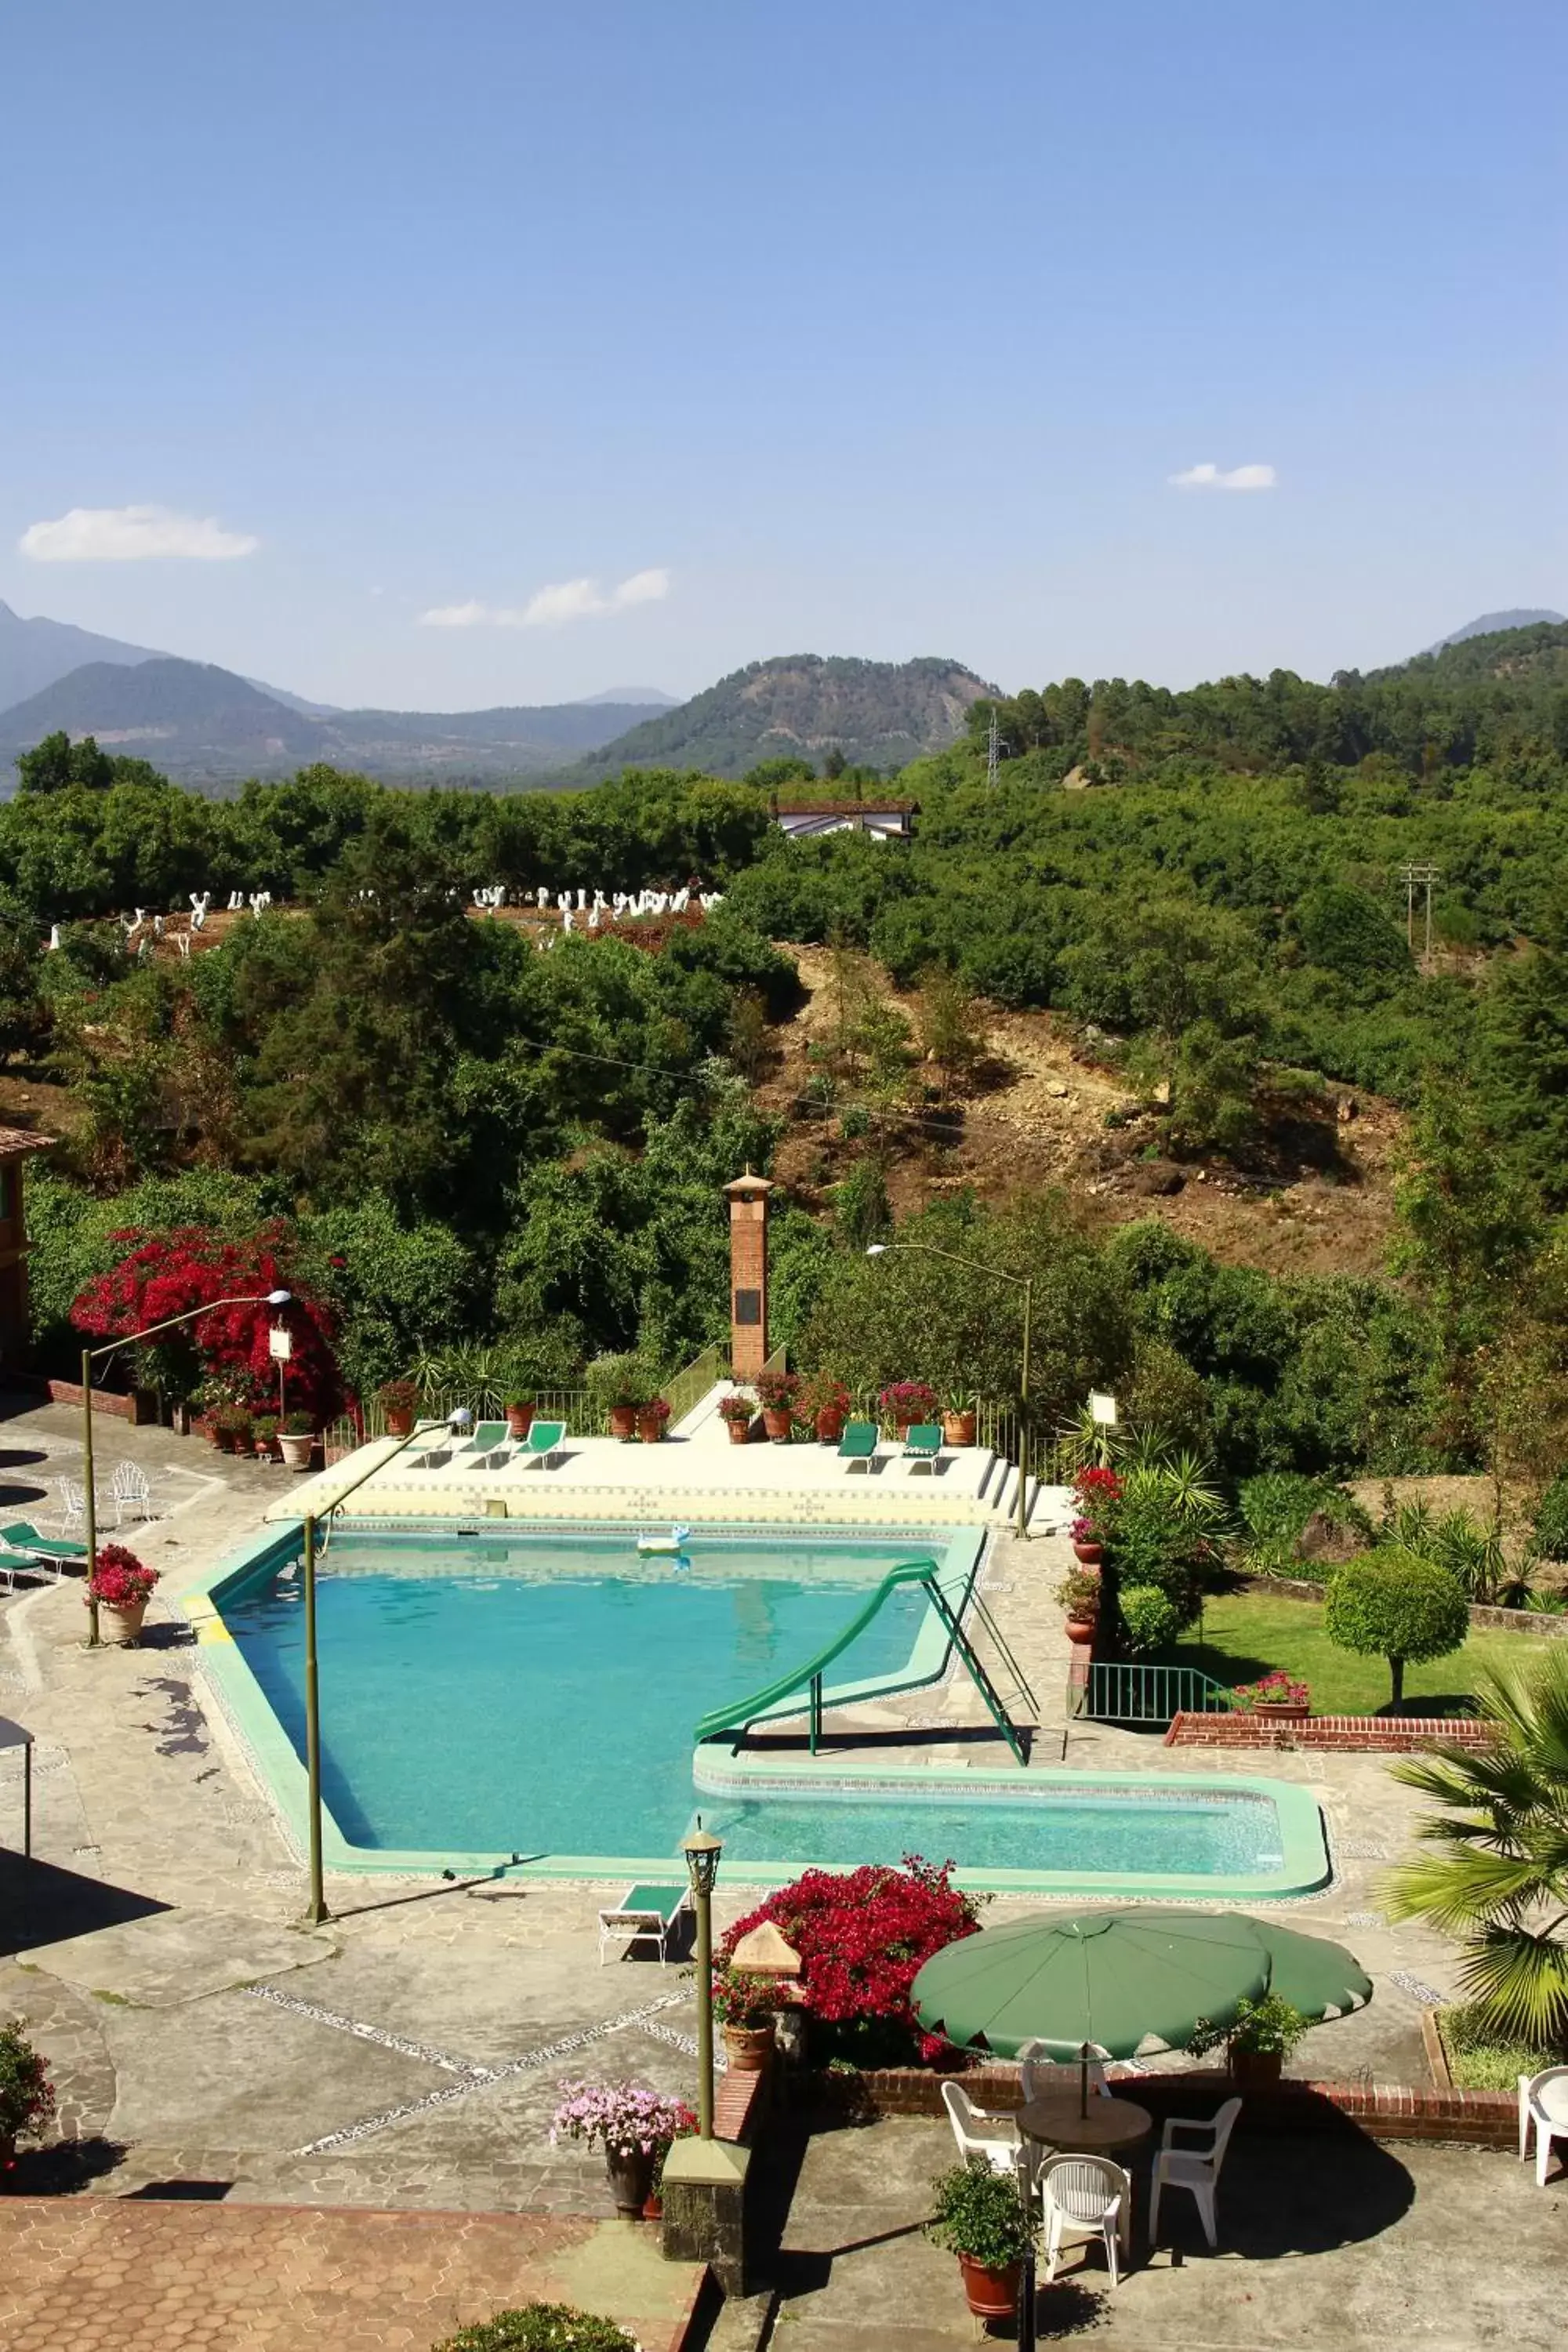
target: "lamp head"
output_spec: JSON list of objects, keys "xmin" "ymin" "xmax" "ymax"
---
[
  {"xmin": 682, "ymin": 1817, "xmax": 723, "ymax": 1896},
  {"xmin": 267, "ymin": 1289, "xmax": 292, "ymax": 1307},
  {"xmin": 448, "ymin": 1406, "xmax": 474, "ymax": 1432},
  {"xmin": 864, "ymin": 1244, "xmax": 888, "ymax": 1258}
]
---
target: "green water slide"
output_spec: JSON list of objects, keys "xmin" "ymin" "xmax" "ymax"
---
[{"xmin": 692, "ymin": 1558, "xmax": 1031, "ymax": 1764}]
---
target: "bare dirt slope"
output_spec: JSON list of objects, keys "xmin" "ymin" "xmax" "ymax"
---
[{"xmin": 760, "ymin": 945, "xmax": 1401, "ymax": 1281}]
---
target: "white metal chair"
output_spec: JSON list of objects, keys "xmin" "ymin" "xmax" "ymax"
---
[
  {"xmin": 1037, "ymin": 2154, "xmax": 1130, "ymax": 2286},
  {"xmin": 56, "ymin": 1479, "xmax": 88, "ymax": 1540},
  {"xmin": 110, "ymin": 1461, "xmax": 155, "ymax": 1526},
  {"xmin": 1019, "ymin": 2038, "xmax": 1115, "ymax": 2103},
  {"xmin": 1149, "ymin": 2096, "xmax": 1243, "ymax": 2250},
  {"xmin": 940, "ymin": 2080, "xmax": 1023, "ymax": 2176},
  {"xmin": 1519, "ymin": 2067, "xmax": 1568, "ymax": 2187}
]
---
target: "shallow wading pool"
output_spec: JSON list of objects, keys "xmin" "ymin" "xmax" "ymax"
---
[{"xmin": 189, "ymin": 1520, "xmax": 1331, "ymax": 1893}]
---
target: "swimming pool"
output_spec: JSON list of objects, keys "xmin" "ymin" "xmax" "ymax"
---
[{"xmin": 190, "ymin": 1519, "xmax": 1330, "ymax": 1893}]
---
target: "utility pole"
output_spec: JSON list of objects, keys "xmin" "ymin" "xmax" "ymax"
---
[{"xmin": 1399, "ymin": 862, "xmax": 1439, "ymax": 968}]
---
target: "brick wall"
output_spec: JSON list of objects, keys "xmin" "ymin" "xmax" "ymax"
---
[
  {"xmin": 789, "ymin": 2063, "xmax": 1515, "ymax": 2148},
  {"xmin": 1166, "ymin": 1711, "xmax": 1497, "ymax": 1753}
]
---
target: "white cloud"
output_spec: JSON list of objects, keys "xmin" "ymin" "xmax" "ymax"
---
[
  {"xmin": 19, "ymin": 503, "xmax": 259, "ymax": 561},
  {"xmin": 418, "ymin": 568, "xmax": 671, "ymax": 630},
  {"xmin": 1168, "ymin": 462, "xmax": 1277, "ymax": 492}
]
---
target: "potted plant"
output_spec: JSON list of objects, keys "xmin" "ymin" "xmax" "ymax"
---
[
  {"xmin": 718, "ymin": 1392, "xmax": 756, "ymax": 1445},
  {"xmin": 550, "ymin": 2080, "xmax": 695, "ymax": 2219},
  {"xmin": 376, "ymin": 1377, "xmax": 419, "ymax": 1438},
  {"xmin": 0, "ymin": 2020, "xmax": 56, "ymax": 2172},
  {"xmin": 880, "ymin": 1381, "xmax": 939, "ymax": 1436},
  {"xmin": 278, "ymin": 1411, "xmax": 317, "ymax": 1472},
  {"xmin": 1188, "ymin": 1992, "xmax": 1308, "ymax": 2088},
  {"xmin": 1057, "ymin": 1568, "xmax": 1101, "ymax": 1643},
  {"xmin": 799, "ymin": 1375, "xmax": 851, "ymax": 1445},
  {"xmin": 212, "ymin": 1403, "xmax": 252, "ymax": 1456},
  {"xmin": 86, "ymin": 1546, "xmax": 159, "ymax": 1646},
  {"xmin": 504, "ymin": 1396, "xmax": 536, "ymax": 1439},
  {"xmin": 252, "ymin": 1414, "xmax": 280, "ymax": 1461},
  {"xmin": 1231, "ymin": 1671, "xmax": 1311, "ymax": 1723},
  {"xmin": 942, "ymin": 1388, "xmax": 978, "ymax": 1447},
  {"xmin": 756, "ymin": 1370, "xmax": 801, "ymax": 1444},
  {"xmin": 636, "ymin": 1397, "xmax": 671, "ymax": 1444},
  {"xmin": 586, "ymin": 1352, "xmax": 650, "ymax": 1443},
  {"xmin": 712, "ymin": 1963, "xmax": 782, "ymax": 2070},
  {"xmin": 1072, "ymin": 1465, "xmax": 1123, "ymax": 1555},
  {"xmin": 1069, "ymin": 1515, "xmax": 1104, "ymax": 1566},
  {"xmin": 925, "ymin": 2159, "xmax": 1035, "ymax": 2321}
]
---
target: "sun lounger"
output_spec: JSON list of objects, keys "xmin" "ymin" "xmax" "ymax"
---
[
  {"xmin": 0, "ymin": 1519, "xmax": 89, "ymax": 1565},
  {"xmin": 837, "ymin": 1419, "xmax": 880, "ymax": 1473},
  {"xmin": 597, "ymin": 1882, "xmax": 691, "ymax": 1965},
  {"xmin": 902, "ymin": 1422, "xmax": 943, "ymax": 1473},
  {"xmin": 456, "ymin": 1422, "xmax": 509, "ymax": 1456},
  {"xmin": 514, "ymin": 1419, "xmax": 566, "ymax": 1468}
]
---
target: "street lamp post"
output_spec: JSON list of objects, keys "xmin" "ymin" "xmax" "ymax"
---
[
  {"xmin": 78, "ymin": 1289, "xmax": 292, "ymax": 1646},
  {"xmin": 865, "ymin": 1243, "xmax": 1034, "ymax": 1539},
  {"xmin": 682, "ymin": 1820, "xmax": 724, "ymax": 2139}
]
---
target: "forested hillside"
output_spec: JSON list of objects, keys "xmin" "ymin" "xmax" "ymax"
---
[{"xmin": 4, "ymin": 621, "xmax": 1567, "ymax": 1502}]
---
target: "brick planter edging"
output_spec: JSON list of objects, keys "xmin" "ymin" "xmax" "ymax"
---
[
  {"xmin": 1166, "ymin": 1711, "xmax": 1498, "ymax": 1753},
  {"xmin": 789, "ymin": 2063, "xmax": 1515, "ymax": 2148}
]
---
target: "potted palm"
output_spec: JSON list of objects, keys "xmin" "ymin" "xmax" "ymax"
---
[
  {"xmin": 278, "ymin": 1411, "xmax": 317, "ymax": 1472},
  {"xmin": 376, "ymin": 1377, "xmax": 419, "ymax": 1438},
  {"xmin": 718, "ymin": 1392, "xmax": 756, "ymax": 1445},
  {"xmin": 942, "ymin": 1388, "xmax": 978, "ymax": 1447},
  {"xmin": 0, "ymin": 2021, "xmax": 56, "ymax": 2173},
  {"xmin": 925, "ymin": 2160, "xmax": 1035, "ymax": 2321},
  {"xmin": 1057, "ymin": 1568, "xmax": 1101, "ymax": 1644},
  {"xmin": 636, "ymin": 1397, "xmax": 671, "ymax": 1445},
  {"xmin": 86, "ymin": 1546, "xmax": 159, "ymax": 1646},
  {"xmin": 800, "ymin": 1374, "xmax": 851, "ymax": 1444},
  {"xmin": 756, "ymin": 1370, "xmax": 800, "ymax": 1444},
  {"xmin": 712, "ymin": 1963, "xmax": 781, "ymax": 2070},
  {"xmin": 1189, "ymin": 1992, "xmax": 1308, "ymax": 2087}
]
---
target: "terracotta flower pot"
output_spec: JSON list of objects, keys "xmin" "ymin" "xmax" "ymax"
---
[
  {"xmin": 815, "ymin": 1408, "xmax": 846, "ymax": 1444},
  {"xmin": 1073, "ymin": 1540, "xmax": 1103, "ymax": 1566},
  {"xmin": 722, "ymin": 2023, "xmax": 774, "ymax": 2072},
  {"xmin": 212, "ymin": 1427, "xmax": 237, "ymax": 1455},
  {"xmin": 604, "ymin": 2146, "xmax": 656, "ymax": 2217},
  {"xmin": 505, "ymin": 1403, "xmax": 535, "ymax": 1439},
  {"xmin": 278, "ymin": 1432, "xmax": 315, "ymax": 1472},
  {"xmin": 1248, "ymin": 1702, "xmax": 1309, "ymax": 1723},
  {"xmin": 1230, "ymin": 2045, "xmax": 1283, "ymax": 2087},
  {"xmin": 384, "ymin": 1407, "xmax": 415, "ymax": 1438},
  {"xmin": 942, "ymin": 1410, "xmax": 977, "ymax": 1447},
  {"xmin": 1065, "ymin": 1612, "xmax": 1098, "ymax": 1644},
  {"xmin": 725, "ymin": 1417, "xmax": 753, "ymax": 1445},
  {"xmin": 641, "ymin": 2189, "xmax": 663, "ymax": 2222},
  {"xmin": 103, "ymin": 1598, "xmax": 148, "ymax": 1646},
  {"xmin": 637, "ymin": 1414, "xmax": 665, "ymax": 1444},
  {"xmin": 609, "ymin": 1403, "xmax": 638, "ymax": 1443},
  {"xmin": 762, "ymin": 1406, "xmax": 793, "ymax": 1444},
  {"xmin": 957, "ymin": 2256, "xmax": 1020, "ymax": 2321}
]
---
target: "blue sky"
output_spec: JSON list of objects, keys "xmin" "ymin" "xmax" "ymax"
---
[{"xmin": 2, "ymin": 1, "xmax": 1563, "ymax": 710}]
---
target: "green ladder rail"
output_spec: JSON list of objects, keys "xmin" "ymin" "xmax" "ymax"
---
[
  {"xmin": 1077, "ymin": 1661, "xmax": 1234, "ymax": 1728},
  {"xmin": 693, "ymin": 1559, "xmax": 1029, "ymax": 1766}
]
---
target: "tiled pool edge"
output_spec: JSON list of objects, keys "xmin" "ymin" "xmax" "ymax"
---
[{"xmin": 181, "ymin": 1517, "xmax": 1013, "ymax": 1890}]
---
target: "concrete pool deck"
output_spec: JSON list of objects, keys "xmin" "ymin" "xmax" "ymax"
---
[{"xmin": 0, "ymin": 1388, "xmax": 1500, "ymax": 2212}]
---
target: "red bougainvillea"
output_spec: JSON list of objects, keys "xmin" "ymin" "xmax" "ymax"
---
[
  {"xmin": 718, "ymin": 1855, "xmax": 984, "ymax": 2065},
  {"xmin": 1072, "ymin": 1465, "xmax": 1123, "ymax": 1541},
  {"xmin": 85, "ymin": 1546, "xmax": 159, "ymax": 1608},
  {"xmin": 71, "ymin": 1225, "xmax": 341, "ymax": 1421}
]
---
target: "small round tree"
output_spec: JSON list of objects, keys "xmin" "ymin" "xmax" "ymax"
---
[{"xmin": 1323, "ymin": 1548, "xmax": 1469, "ymax": 1708}]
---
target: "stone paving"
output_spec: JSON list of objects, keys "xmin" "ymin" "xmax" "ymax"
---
[{"xmin": 0, "ymin": 2198, "xmax": 699, "ymax": 2351}]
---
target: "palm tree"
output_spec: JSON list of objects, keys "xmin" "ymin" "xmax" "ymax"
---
[{"xmin": 1386, "ymin": 1646, "xmax": 1568, "ymax": 2045}]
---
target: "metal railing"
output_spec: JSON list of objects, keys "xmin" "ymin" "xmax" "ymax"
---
[
  {"xmin": 663, "ymin": 1342, "xmax": 728, "ymax": 1425},
  {"xmin": 320, "ymin": 1344, "xmax": 730, "ymax": 1464},
  {"xmin": 1077, "ymin": 1661, "xmax": 1234, "ymax": 1727}
]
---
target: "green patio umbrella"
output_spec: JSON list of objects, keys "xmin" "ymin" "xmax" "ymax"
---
[
  {"xmin": 1226, "ymin": 1916, "xmax": 1372, "ymax": 2020},
  {"xmin": 912, "ymin": 1909, "xmax": 1273, "ymax": 2076}
]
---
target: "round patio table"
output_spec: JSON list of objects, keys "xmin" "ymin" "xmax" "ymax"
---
[{"xmin": 1016, "ymin": 2094, "xmax": 1152, "ymax": 2154}]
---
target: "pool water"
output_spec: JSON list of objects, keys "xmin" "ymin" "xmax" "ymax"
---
[{"xmin": 222, "ymin": 1530, "xmax": 936, "ymax": 1861}]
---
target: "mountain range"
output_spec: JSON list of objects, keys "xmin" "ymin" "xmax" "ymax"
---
[{"xmin": 0, "ymin": 601, "xmax": 1559, "ymax": 793}]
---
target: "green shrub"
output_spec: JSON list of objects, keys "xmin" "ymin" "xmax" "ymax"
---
[
  {"xmin": 1120, "ymin": 1583, "xmax": 1184, "ymax": 1653},
  {"xmin": 924, "ymin": 2160, "xmax": 1036, "ymax": 2267},
  {"xmin": 1534, "ymin": 1471, "xmax": 1568, "ymax": 1560},
  {"xmin": 430, "ymin": 2305, "xmax": 637, "ymax": 2352},
  {"xmin": 1323, "ymin": 1547, "xmax": 1470, "ymax": 1705},
  {"xmin": 1439, "ymin": 2002, "xmax": 1564, "ymax": 2092}
]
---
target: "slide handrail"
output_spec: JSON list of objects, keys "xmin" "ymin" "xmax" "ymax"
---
[{"xmin": 693, "ymin": 1557, "xmax": 942, "ymax": 1743}]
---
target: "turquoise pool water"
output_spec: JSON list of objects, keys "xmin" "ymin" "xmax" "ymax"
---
[{"xmin": 220, "ymin": 1528, "xmax": 936, "ymax": 1861}]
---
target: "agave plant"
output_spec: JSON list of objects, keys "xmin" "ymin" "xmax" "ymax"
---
[
  {"xmin": 1122, "ymin": 1456, "xmax": 1227, "ymax": 1534},
  {"xmin": 1386, "ymin": 1646, "xmax": 1568, "ymax": 2045}
]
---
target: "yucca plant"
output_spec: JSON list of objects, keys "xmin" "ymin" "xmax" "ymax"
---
[{"xmin": 1386, "ymin": 1646, "xmax": 1568, "ymax": 2047}]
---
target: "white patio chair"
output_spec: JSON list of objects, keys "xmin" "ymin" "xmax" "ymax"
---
[
  {"xmin": 1038, "ymin": 2154, "xmax": 1130, "ymax": 2286},
  {"xmin": 110, "ymin": 1461, "xmax": 155, "ymax": 1526},
  {"xmin": 940, "ymin": 2080, "xmax": 1023, "ymax": 2177},
  {"xmin": 1519, "ymin": 2067, "xmax": 1568, "ymax": 2187},
  {"xmin": 1019, "ymin": 2038, "xmax": 1115, "ymax": 2103},
  {"xmin": 1149, "ymin": 2096, "xmax": 1243, "ymax": 2250},
  {"xmin": 56, "ymin": 1478, "xmax": 89, "ymax": 1541}
]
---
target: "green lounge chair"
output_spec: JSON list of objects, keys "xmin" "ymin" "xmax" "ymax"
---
[
  {"xmin": 516, "ymin": 1418, "xmax": 566, "ymax": 1468},
  {"xmin": 902, "ymin": 1423, "xmax": 943, "ymax": 1473},
  {"xmin": 0, "ymin": 1519, "xmax": 89, "ymax": 1564},
  {"xmin": 597, "ymin": 1882, "xmax": 691, "ymax": 1965},
  {"xmin": 838, "ymin": 1419, "xmax": 880, "ymax": 1473},
  {"xmin": 456, "ymin": 1422, "xmax": 509, "ymax": 1455}
]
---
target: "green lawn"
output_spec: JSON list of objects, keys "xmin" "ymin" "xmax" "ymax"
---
[{"xmin": 1160, "ymin": 1588, "xmax": 1534, "ymax": 1716}]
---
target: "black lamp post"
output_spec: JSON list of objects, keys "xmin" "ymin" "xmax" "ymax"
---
[{"xmin": 682, "ymin": 1820, "xmax": 723, "ymax": 2139}]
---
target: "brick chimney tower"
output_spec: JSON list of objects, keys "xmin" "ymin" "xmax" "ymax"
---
[{"xmin": 724, "ymin": 1170, "xmax": 774, "ymax": 1378}]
